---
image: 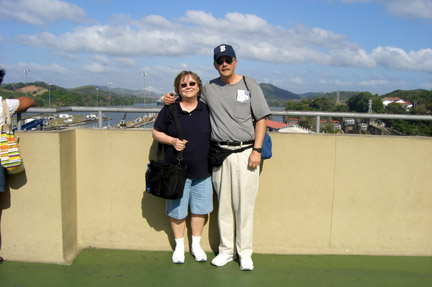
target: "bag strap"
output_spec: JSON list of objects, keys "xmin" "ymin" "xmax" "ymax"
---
[
  {"xmin": 243, "ymin": 76, "xmax": 257, "ymax": 124},
  {"xmin": 167, "ymin": 103, "xmax": 184, "ymax": 161},
  {"xmin": 242, "ymin": 76, "xmax": 250, "ymax": 96},
  {"xmin": 167, "ymin": 104, "xmax": 183, "ymax": 141},
  {"xmin": 156, "ymin": 103, "xmax": 184, "ymax": 161},
  {"xmin": 2, "ymin": 100, "xmax": 11, "ymax": 132}
]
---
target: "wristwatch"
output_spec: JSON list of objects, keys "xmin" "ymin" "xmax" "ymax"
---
[{"xmin": 252, "ymin": 147, "xmax": 262, "ymax": 153}]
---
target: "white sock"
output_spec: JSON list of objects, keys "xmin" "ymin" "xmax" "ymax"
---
[
  {"xmin": 175, "ymin": 238, "xmax": 184, "ymax": 251},
  {"xmin": 172, "ymin": 238, "xmax": 185, "ymax": 263},
  {"xmin": 192, "ymin": 236, "xmax": 202, "ymax": 249}
]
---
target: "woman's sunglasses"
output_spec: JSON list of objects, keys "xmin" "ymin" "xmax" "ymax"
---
[
  {"xmin": 216, "ymin": 57, "xmax": 233, "ymax": 65},
  {"xmin": 180, "ymin": 81, "xmax": 197, "ymax": 88}
]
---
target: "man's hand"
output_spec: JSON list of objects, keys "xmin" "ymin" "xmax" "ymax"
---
[
  {"xmin": 163, "ymin": 92, "xmax": 176, "ymax": 105},
  {"xmin": 248, "ymin": 150, "xmax": 261, "ymax": 169}
]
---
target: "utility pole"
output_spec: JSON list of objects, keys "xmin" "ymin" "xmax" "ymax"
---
[
  {"xmin": 24, "ymin": 69, "xmax": 30, "ymax": 97},
  {"xmin": 142, "ymin": 72, "xmax": 148, "ymax": 107}
]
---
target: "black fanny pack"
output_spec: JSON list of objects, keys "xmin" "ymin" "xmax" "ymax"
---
[{"xmin": 208, "ymin": 143, "xmax": 252, "ymax": 167}]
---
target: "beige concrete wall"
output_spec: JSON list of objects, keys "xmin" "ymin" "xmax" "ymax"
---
[
  {"xmin": 256, "ymin": 134, "xmax": 432, "ymax": 256},
  {"xmin": 1, "ymin": 130, "xmax": 431, "ymax": 264},
  {"xmin": 74, "ymin": 129, "xmax": 215, "ymax": 254},
  {"xmin": 0, "ymin": 130, "xmax": 78, "ymax": 264}
]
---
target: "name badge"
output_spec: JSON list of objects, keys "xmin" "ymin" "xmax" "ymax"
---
[{"xmin": 236, "ymin": 90, "xmax": 250, "ymax": 103}]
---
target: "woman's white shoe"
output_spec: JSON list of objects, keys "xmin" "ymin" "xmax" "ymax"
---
[
  {"xmin": 191, "ymin": 246, "xmax": 207, "ymax": 262},
  {"xmin": 172, "ymin": 248, "xmax": 185, "ymax": 264}
]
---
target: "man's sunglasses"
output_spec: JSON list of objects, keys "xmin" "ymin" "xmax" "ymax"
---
[
  {"xmin": 180, "ymin": 81, "xmax": 197, "ymax": 88},
  {"xmin": 216, "ymin": 57, "xmax": 233, "ymax": 65}
]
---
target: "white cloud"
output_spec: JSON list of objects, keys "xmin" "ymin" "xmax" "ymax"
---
[
  {"xmin": 114, "ymin": 57, "xmax": 137, "ymax": 67},
  {"xmin": 13, "ymin": 10, "xmax": 432, "ymax": 74},
  {"xmin": 91, "ymin": 55, "xmax": 136, "ymax": 68},
  {"xmin": 325, "ymin": 48, "xmax": 377, "ymax": 68},
  {"xmin": 339, "ymin": 0, "xmax": 432, "ymax": 19},
  {"xmin": 360, "ymin": 79, "xmax": 389, "ymax": 86},
  {"xmin": 382, "ymin": 0, "xmax": 432, "ymax": 19},
  {"xmin": 372, "ymin": 46, "xmax": 432, "ymax": 72},
  {"xmin": 92, "ymin": 55, "xmax": 111, "ymax": 65},
  {"xmin": 83, "ymin": 62, "xmax": 114, "ymax": 73},
  {"xmin": 17, "ymin": 62, "xmax": 68, "ymax": 73},
  {"xmin": 0, "ymin": 0, "xmax": 86, "ymax": 26},
  {"xmin": 292, "ymin": 76, "xmax": 304, "ymax": 85}
]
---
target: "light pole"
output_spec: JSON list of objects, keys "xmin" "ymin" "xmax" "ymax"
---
[
  {"xmin": 142, "ymin": 72, "xmax": 148, "ymax": 107},
  {"xmin": 108, "ymin": 82, "xmax": 112, "ymax": 127},
  {"xmin": 47, "ymin": 82, "xmax": 51, "ymax": 108},
  {"xmin": 24, "ymin": 69, "xmax": 30, "ymax": 97},
  {"xmin": 108, "ymin": 82, "xmax": 112, "ymax": 106},
  {"xmin": 96, "ymin": 87, "xmax": 99, "ymax": 106}
]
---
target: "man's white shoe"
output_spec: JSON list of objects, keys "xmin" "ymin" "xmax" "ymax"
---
[
  {"xmin": 191, "ymin": 246, "xmax": 207, "ymax": 262},
  {"xmin": 240, "ymin": 258, "xmax": 254, "ymax": 271},
  {"xmin": 211, "ymin": 254, "xmax": 235, "ymax": 267},
  {"xmin": 172, "ymin": 249, "xmax": 185, "ymax": 264}
]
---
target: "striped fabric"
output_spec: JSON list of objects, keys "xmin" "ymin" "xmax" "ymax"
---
[
  {"xmin": 0, "ymin": 100, "xmax": 24, "ymax": 174},
  {"xmin": 0, "ymin": 129, "xmax": 24, "ymax": 174}
]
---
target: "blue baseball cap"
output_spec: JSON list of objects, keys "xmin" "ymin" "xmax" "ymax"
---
[{"xmin": 213, "ymin": 44, "xmax": 236, "ymax": 61}]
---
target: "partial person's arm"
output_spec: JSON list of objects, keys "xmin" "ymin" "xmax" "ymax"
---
[
  {"xmin": 152, "ymin": 129, "xmax": 188, "ymax": 152},
  {"xmin": 248, "ymin": 118, "xmax": 266, "ymax": 169},
  {"xmin": 16, "ymin": 97, "xmax": 35, "ymax": 113}
]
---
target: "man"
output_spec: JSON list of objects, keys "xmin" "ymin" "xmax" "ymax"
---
[{"xmin": 165, "ymin": 44, "xmax": 271, "ymax": 271}]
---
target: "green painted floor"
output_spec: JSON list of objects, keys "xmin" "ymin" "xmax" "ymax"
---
[{"xmin": 1, "ymin": 249, "xmax": 431, "ymax": 287}]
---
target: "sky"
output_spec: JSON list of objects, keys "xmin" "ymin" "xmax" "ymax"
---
[{"xmin": 0, "ymin": 0, "xmax": 431, "ymax": 96}]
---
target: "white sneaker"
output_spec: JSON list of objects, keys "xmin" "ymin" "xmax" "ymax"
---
[
  {"xmin": 191, "ymin": 246, "xmax": 207, "ymax": 262},
  {"xmin": 211, "ymin": 254, "xmax": 235, "ymax": 267},
  {"xmin": 172, "ymin": 248, "xmax": 185, "ymax": 264},
  {"xmin": 240, "ymin": 258, "xmax": 254, "ymax": 271}
]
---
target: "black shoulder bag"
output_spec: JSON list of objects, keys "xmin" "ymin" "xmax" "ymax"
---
[{"xmin": 145, "ymin": 104, "xmax": 188, "ymax": 199}]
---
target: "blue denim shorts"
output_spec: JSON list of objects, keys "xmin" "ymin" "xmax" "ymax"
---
[{"xmin": 166, "ymin": 176, "xmax": 213, "ymax": 220}]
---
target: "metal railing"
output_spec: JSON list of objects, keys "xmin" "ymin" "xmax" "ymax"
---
[
  {"xmin": 19, "ymin": 107, "xmax": 432, "ymax": 132},
  {"xmin": 270, "ymin": 110, "xmax": 432, "ymax": 133},
  {"xmin": 18, "ymin": 106, "xmax": 162, "ymax": 130}
]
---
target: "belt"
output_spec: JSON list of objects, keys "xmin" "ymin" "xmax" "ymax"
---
[{"xmin": 213, "ymin": 140, "xmax": 254, "ymax": 146}]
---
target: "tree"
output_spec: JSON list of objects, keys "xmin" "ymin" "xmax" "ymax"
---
[
  {"xmin": 346, "ymin": 92, "xmax": 384, "ymax": 113},
  {"xmin": 310, "ymin": 97, "xmax": 335, "ymax": 111},
  {"xmin": 0, "ymin": 69, "xmax": 5, "ymax": 84},
  {"xmin": 386, "ymin": 102, "xmax": 406, "ymax": 114},
  {"xmin": 333, "ymin": 104, "xmax": 349, "ymax": 112},
  {"xmin": 285, "ymin": 99, "xmax": 314, "ymax": 111}
]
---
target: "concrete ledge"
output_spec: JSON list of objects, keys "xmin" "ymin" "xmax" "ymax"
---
[{"xmin": 1, "ymin": 130, "xmax": 431, "ymax": 264}]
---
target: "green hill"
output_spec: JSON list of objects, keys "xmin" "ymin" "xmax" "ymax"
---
[
  {"xmin": 2, "ymin": 80, "xmax": 430, "ymax": 111},
  {"xmin": 259, "ymin": 83, "xmax": 300, "ymax": 106}
]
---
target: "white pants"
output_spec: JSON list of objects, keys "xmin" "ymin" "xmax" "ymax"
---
[{"xmin": 212, "ymin": 147, "xmax": 260, "ymax": 259}]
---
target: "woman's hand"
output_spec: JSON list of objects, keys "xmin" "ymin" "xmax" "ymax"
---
[
  {"xmin": 152, "ymin": 129, "xmax": 187, "ymax": 151},
  {"xmin": 172, "ymin": 138, "xmax": 188, "ymax": 151}
]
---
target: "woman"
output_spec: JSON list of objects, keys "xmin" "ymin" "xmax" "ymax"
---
[{"xmin": 152, "ymin": 71, "xmax": 212, "ymax": 264}]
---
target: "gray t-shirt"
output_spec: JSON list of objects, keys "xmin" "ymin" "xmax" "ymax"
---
[{"xmin": 201, "ymin": 76, "xmax": 271, "ymax": 142}]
